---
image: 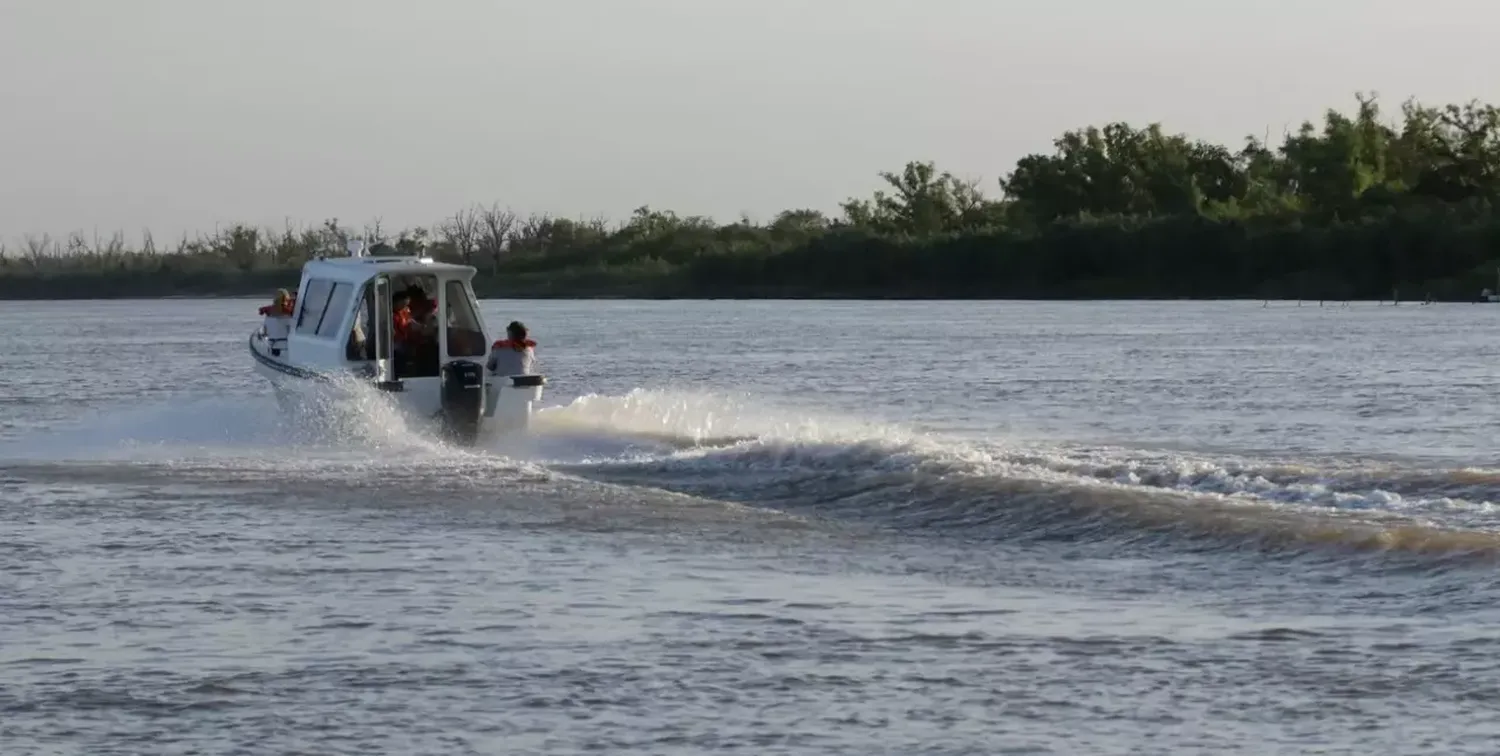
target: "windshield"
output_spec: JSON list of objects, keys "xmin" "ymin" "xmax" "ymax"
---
[{"xmin": 444, "ymin": 280, "xmax": 486, "ymax": 357}]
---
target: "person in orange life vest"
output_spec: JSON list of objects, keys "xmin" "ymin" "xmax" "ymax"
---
[
  {"xmin": 392, "ymin": 292, "xmax": 414, "ymax": 345},
  {"xmin": 259, "ymin": 289, "xmax": 294, "ymax": 351},
  {"xmin": 486, "ymin": 321, "xmax": 537, "ymax": 376},
  {"xmin": 258, "ymin": 288, "xmax": 293, "ymax": 316}
]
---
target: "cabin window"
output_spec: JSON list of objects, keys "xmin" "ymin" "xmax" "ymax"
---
[
  {"xmin": 346, "ymin": 283, "xmax": 375, "ymax": 361},
  {"xmin": 295, "ymin": 278, "xmax": 334, "ymax": 334},
  {"xmin": 390, "ymin": 273, "xmax": 441, "ymax": 379},
  {"xmin": 315, "ymin": 282, "xmax": 355, "ymax": 339},
  {"xmin": 444, "ymin": 280, "xmax": 487, "ymax": 357}
]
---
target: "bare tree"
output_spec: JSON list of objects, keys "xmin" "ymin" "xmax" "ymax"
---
[
  {"xmin": 477, "ymin": 203, "xmax": 516, "ymax": 272},
  {"xmin": 508, "ymin": 213, "xmax": 551, "ymax": 256},
  {"xmin": 66, "ymin": 231, "xmax": 89, "ymax": 257},
  {"xmin": 92, "ymin": 231, "xmax": 125, "ymax": 262},
  {"xmin": 363, "ymin": 218, "xmax": 386, "ymax": 247},
  {"xmin": 23, "ymin": 234, "xmax": 55, "ymax": 267},
  {"xmin": 439, "ymin": 205, "xmax": 481, "ymax": 265}
]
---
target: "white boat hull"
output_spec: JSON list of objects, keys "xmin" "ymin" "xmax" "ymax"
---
[
  {"xmin": 246, "ymin": 250, "xmax": 545, "ymax": 445},
  {"xmin": 248, "ymin": 333, "xmax": 413, "ymax": 435},
  {"xmin": 248, "ymin": 331, "xmax": 544, "ymax": 443}
]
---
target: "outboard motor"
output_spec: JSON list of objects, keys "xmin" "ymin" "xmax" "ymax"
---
[
  {"xmin": 485, "ymin": 374, "xmax": 547, "ymax": 434},
  {"xmin": 439, "ymin": 360, "xmax": 485, "ymax": 445}
]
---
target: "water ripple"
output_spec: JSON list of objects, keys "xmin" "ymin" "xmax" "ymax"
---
[{"xmin": 3, "ymin": 300, "xmax": 1500, "ymax": 753}]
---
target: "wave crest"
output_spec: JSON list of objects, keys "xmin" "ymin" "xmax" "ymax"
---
[{"xmin": 543, "ymin": 391, "xmax": 1500, "ymax": 560}]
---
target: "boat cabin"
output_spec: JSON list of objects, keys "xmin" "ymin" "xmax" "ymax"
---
[{"xmin": 282, "ymin": 244, "xmax": 490, "ymax": 389}]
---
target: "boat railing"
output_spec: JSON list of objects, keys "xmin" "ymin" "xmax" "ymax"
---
[{"xmin": 252, "ymin": 327, "xmax": 289, "ymax": 358}]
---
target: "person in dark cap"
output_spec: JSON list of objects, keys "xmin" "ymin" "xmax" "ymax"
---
[{"xmin": 486, "ymin": 320, "xmax": 537, "ymax": 376}]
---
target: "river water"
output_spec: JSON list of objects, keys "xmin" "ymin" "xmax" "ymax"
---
[{"xmin": 2, "ymin": 298, "xmax": 1499, "ymax": 755}]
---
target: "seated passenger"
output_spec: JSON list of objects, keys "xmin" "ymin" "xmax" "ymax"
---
[
  {"xmin": 391, "ymin": 293, "xmax": 413, "ymax": 374},
  {"xmin": 392, "ymin": 292, "xmax": 413, "ymax": 345},
  {"xmin": 345, "ymin": 307, "xmax": 370, "ymax": 361},
  {"xmin": 258, "ymin": 288, "xmax": 293, "ymax": 317},
  {"xmin": 408, "ymin": 285, "xmax": 436, "ymax": 320},
  {"xmin": 259, "ymin": 289, "xmax": 294, "ymax": 354},
  {"xmin": 486, "ymin": 321, "xmax": 537, "ymax": 376},
  {"xmin": 407, "ymin": 286, "xmax": 439, "ymax": 341}
]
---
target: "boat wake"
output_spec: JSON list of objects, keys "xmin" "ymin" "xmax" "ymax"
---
[
  {"xmin": 4, "ymin": 385, "xmax": 1500, "ymax": 562},
  {"xmin": 531, "ymin": 390, "xmax": 1500, "ymax": 562},
  {"xmin": 0, "ymin": 379, "xmax": 548, "ymax": 491}
]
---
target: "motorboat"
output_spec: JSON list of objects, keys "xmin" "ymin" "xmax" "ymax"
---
[{"xmin": 249, "ymin": 241, "xmax": 546, "ymax": 445}]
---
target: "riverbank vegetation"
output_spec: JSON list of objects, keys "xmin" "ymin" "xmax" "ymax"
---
[{"xmin": 6, "ymin": 93, "xmax": 1500, "ymax": 300}]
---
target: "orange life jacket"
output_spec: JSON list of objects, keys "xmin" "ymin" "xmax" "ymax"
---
[{"xmin": 393, "ymin": 307, "xmax": 413, "ymax": 341}]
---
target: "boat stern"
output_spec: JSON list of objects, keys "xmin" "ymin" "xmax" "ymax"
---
[{"xmin": 484, "ymin": 374, "xmax": 547, "ymax": 434}]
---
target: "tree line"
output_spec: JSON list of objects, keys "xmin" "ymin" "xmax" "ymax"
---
[{"xmin": 6, "ymin": 92, "xmax": 1500, "ymax": 300}]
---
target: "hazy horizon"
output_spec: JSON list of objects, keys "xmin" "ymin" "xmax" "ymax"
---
[{"xmin": 3, "ymin": 0, "xmax": 1497, "ymax": 245}]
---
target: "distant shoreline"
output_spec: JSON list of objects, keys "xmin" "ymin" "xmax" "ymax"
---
[
  {"xmin": 0, "ymin": 254, "xmax": 1492, "ymax": 303},
  {"xmin": 0, "ymin": 288, "xmax": 1488, "ymax": 304},
  {"xmin": 8, "ymin": 93, "xmax": 1500, "ymax": 304}
]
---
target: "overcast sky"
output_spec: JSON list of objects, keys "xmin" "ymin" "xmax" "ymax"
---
[{"xmin": 1, "ymin": 0, "xmax": 1495, "ymax": 243}]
